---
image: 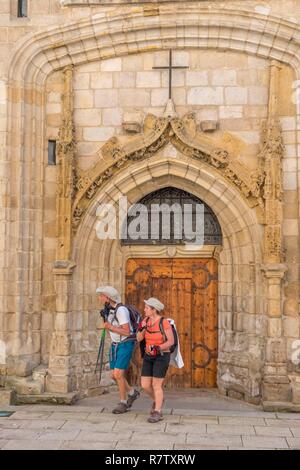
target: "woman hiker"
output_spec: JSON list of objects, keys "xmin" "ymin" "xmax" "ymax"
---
[{"xmin": 137, "ymin": 297, "xmax": 174, "ymax": 423}]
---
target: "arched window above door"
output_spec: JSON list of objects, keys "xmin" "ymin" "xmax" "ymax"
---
[{"xmin": 121, "ymin": 187, "xmax": 222, "ymax": 246}]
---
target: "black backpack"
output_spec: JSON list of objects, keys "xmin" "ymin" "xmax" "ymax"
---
[
  {"xmin": 139, "ymin": 317, "xmax": 178, "ymax": 357},
  {"xmin": 114, "ymin": 303, "xmax": 142, "ymax": 339}
]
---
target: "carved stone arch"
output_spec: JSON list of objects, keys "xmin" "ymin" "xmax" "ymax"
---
[
  {"xmin": 70, "ymin": 157, "xmax": 264, "ymax": 399},
  {"xmin": 72, "ymin": 112, "xmax": 265, "ymax": 232}
]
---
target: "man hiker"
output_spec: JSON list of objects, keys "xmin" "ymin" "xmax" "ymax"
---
[{"xmin": 96, "ymin": 285, "xmax": 140, "ymax": 414}]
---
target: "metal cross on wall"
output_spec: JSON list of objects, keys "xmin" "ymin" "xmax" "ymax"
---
[{"xmin": 153, "ymin": 50, "xmax": 189, "ymax": 100}]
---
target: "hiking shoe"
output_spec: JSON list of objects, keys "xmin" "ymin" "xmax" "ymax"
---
[
  {"xmin": 147, "ymin": 411, "xmax": 163, "ymax": 423},
  {"xmin": 127, "ymin": 389, "xmax": 140, "ymax": 408},
  {"xmin": 112, "ymin": 402, "xmax": 129, "ymax": 414}
]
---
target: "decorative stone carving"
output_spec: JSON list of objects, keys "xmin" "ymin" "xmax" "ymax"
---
[
  {"xmin": 72, "ymin": 110, "xmax": 264, "ymax": 230},
  {"xmin": 56, "ymin": 65, "xmax": 77, "ymax": 260},
  {"xmin": 259, "ymin": 61, "xmax": 284, "ymax": 264}
]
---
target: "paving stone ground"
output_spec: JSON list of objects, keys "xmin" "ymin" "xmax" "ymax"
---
[{"xmin": 0, "ymin": 389, "xmax": 300, "ymax": 450}]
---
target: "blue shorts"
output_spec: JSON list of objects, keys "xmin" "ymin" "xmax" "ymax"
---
[{"xmin": 109, "ymin": 340, "xmax": 135, "ymax": 370}]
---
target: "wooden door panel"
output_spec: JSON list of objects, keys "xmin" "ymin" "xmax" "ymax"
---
[
  {"xmin": 192, "ymin": 259, "xmax": 218, "ymax": 387},
  {"xmin": 125, "ymin": 257, "xmax": 218, "ymax": 388},
  {"xmin": 164, "ymin": 278, "xmax": 192, "ymax": 388}
]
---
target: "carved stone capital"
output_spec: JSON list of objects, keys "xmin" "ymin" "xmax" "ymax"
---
[
  {"xmin": 53, "ymin": 260, "xmax": 76, "ymax": 275},
  {"xmin": 261, "ymin": 263, "xmax": 288, "ymax": 280}
]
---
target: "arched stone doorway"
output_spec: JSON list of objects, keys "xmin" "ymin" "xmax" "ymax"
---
[
  {"xmin": 64, "ymin": 153, "xmax": 264, "ymax": 402},
  {"xmin": 123, "ymin": 186, "xmax": 222, "ymax": 389}
]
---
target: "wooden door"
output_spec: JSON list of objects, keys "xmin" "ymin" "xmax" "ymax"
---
[{"xmin": 125, "ymin": 258, "xmax": 218, "ymax": 388}]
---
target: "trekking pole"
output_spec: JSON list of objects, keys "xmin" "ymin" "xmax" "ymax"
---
[
  {"xmin": 98, "ymin": 328, "xmax": 106, "ymax": 382},
  {"xmin": 94, "ymin": 327, "xmax": 106, "ymax": 377}
]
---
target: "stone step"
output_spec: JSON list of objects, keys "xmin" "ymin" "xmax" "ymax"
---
[
  {"xmin": 263, "ymin": 401, "xmax": 300, "ymax": 413},
  {"xmin": 16, "ymin": 392, "xmax": 79, "ymax": 406},
  {"xmin": 0, "ymin": 389, "xmax": 17, "ymax": 405}
]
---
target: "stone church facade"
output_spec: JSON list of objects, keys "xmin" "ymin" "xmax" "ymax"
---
[{"xmin": 0, "ymin": 0, "xmax": 300, "ymax": 410}]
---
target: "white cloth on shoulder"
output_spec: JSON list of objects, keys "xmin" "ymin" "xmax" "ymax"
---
[{"xmin": 166, "ymin": 318, "xmax": 184, "ymax": 369}]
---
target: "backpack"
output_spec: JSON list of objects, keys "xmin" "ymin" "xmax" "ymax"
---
[
  {"xmin": 159, "ymin": 318, "xmax": 178, "ymax": 354},
  {"xmin": 114, "ymin": 303, "xmax": 142, "ymax": 339},
  {"xmin": 139, "ymin": 317, "xmax": 178, "ymax": 357}
]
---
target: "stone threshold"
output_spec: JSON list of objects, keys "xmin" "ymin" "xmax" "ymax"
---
[{"xmin": 263, "ymin": 401, "xmax": 300, "ymax": 413}]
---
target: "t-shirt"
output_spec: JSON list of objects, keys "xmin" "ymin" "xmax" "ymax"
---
[
  {"xmin": 107, "ymin": 305, "xmax": 132, "ymax": 343},
  {"xmin": 145, "ymin": 318, "xmax": 171, "ymax": 349}
]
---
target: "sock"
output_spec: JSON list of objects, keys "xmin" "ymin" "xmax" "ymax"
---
[
  {"xmin": 128, "ymin": 389, "xmax": 135, "ymax": 396},
  {"xmin": 121, "ymin": 399, "xmax": 127, "ymax": 404}
]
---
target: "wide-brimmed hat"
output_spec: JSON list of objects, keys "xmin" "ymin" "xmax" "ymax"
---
[
  {"xmin": 144, "ymin": 297, "xmax": 164, "ymax": 312},
  {"xmin": 96, "ymin": 285, "xmax": 121, "ymax": 303}
]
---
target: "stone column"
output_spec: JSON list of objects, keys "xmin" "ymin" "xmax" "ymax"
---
[
  {"xmin": 46, "ymin": 66, "xmax": 77, "ymax": 394},
  {"xmin": 46, "ymin": 261, "xmax": 76, "ymax": 394},
  {"xmin": 260, "ymin": 61, "xmax": 291, "ymax": 406},
  {"xmin": 261, "ymin": 263, "xmax": 289, "ymax": 403}
]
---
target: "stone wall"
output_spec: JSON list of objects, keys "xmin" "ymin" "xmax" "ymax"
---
[{"xmin": 0, "ymin": 1, "xmax": 299, "ymax": 405}]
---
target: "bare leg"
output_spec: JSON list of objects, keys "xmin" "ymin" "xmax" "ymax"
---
[
  {"xmin": 141, "ymin": 376, "xmax": 155, "ymax": 401},
  {"xmin": 113, "ymin": 369, "xmax": 128, "ymax": 401},
  {"xmin": 124, "ymin": 378, "xmax": 134, "ymax": 394},
  {"xmin": 152, "ymin": 378, "xmax": 164, "ymax": 411}
]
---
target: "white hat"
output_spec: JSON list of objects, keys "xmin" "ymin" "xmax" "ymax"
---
[
  {"xmin": 96, "ymin": 285, "xmax": 121, "ymax": 303},
  {"xmin": 144, "ymin": 297, "xmax": 164, "ymax": 312}
]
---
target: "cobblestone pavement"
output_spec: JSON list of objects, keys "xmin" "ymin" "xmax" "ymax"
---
[{"xmin": 0, "ymin": 390, "xmax": 300, "ymax": 450}]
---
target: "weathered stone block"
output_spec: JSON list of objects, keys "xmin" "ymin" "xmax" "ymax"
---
[
  {"xmin": 73, "ymin": 73, "xmax": 90, "ymax": 90},
  {"xmin": 268, "ymin": 318, "xmax": 282, "ymax": 338},
  {"xmin": 94, "ymin": 90, "xmax": 117, "ymax": 108},
  {"xmin": 225, "ymin": 87, "xmax": 248, "ymax": 105},
  {"xmin": 187, "ymin": 87, "xmax": 223, "ymax": 105},
  {"xmin": 100, "ymin": 58, "xmax": 122, "ymax": 72},
  {"xmin": 283, "ymin": 317, "xmax": 300, "ymax": 338},
  {"xmin": 74, "ymin": 90, "xmax": 94, "ymax": 108},
  {"xmin": 5, "ymin": 376, "xmax": 44, "ymax": 395},
  {"xmin": 288, "ymin": 375, "xmax": 300, "ymax": 404},
  {"xmin": 46, "ymin": 373, "xmax": 73, "ymax": 394},
  {"xmin": 102, "ymin": 108, "xmax": 123, "ymax": 126},
  {"xmin": 14, "ymin": 359, "xmax": 40, "ymax": 378},
  {"xmin": 186, "ymin": 71, "xmax": 208, "ymax": 86},
  {"xmin": 0, "ymin": 389, "xmax": 16, "ymax": 405},
  {"xmin": 137, "ymin": 71, "xmax": 161, "ymax": 88},
  {"xmin": 113, "ymin": 72, "xmax": 135, "ymax": 88},
  {"xmin": 212, "ymin": 70, "xmax": 237, "ymax": 86},
  {"xmin": 219, "ymin": 106, "xmax": 243, "ymax": 119},
  {"xmin": 248, "ymin": 86, "xmax": 268, "ymax": 105},
  {"xmin": 119, "ymin": 89, "xmax": 150, "ymax": 107},
  {"xmin": 266, "ymin": 339, "xmax": 287, "ymax": 363},
  {"xmin": 74, "ymin": 109, "xmax": 101, "ymax": 127},
  {"xmin": 262, "ymin": 382, "xmax": 292, "ymax": 402},
  {"xmin": 90, "ymin": 72, "xmax": 113, "ymax": 89},
  {"xmin": 83, "ymin": 126, "xmax": 114, "ymax": 142},
  {"xmin": 151, "ymin": 88, "xmax": 169, "ymax": 107}
]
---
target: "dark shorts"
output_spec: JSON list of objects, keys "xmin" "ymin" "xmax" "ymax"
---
[{"xmin": 141, "ymin": 353, "xmax": 171, "ymax": 379}]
